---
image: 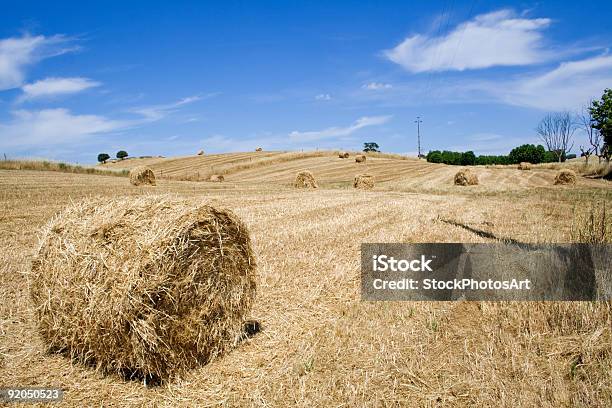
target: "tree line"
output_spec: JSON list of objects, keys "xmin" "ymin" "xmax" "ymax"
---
[
  {"xmin": 425, "ymin": 144, "xmax": 573, "ymax": 166},
  {"xmin": 427, "ymin": 88, "xmax": 611, "ymax": 165}
]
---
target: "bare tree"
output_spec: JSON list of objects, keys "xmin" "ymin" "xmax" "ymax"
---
[
  {"xmin": 579, "ymin": 145, "xmax": 593, "ymax": 164},
  {"xmin": 577, "ymin": 104, "xmax": 603, "ymax": 163},
  {"xmin": 536, "ymin": 112, "xmax": 576, "ymax": 162}
]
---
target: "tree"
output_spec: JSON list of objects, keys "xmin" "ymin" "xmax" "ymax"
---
[
  {"xmin": 363, "ymin": 142, "xmax": 380, "ymax": 152},
  {"xmin": 578, "ymin": 104, "xmax": 603, "ymax": 163},
  {"xmin": 536, "ymin": 112, "xmax": 575, "ymax": 162},
  {"xmin": 97, "ymin": 153, "xmax": 110, "ymax": 164},
  {"xmin": 579, "ymin": 145, "xmax": 593, "ymax": 164},
  {"xmin": 460, "ymin": 151, "xmax": 476, "ymax": 165},
  {"xmin": 508, "ymin": 144, "xmax": 545, "ymax": 164},
  {"xmin": 589, "ymin": 89, "xmax": 612, "ymax": 162},
  {"xmin": 116, "ymin": 150, "xmax": 128, "ymax": 160},
  {"xmin": 426, "ymin": 150, "xmax": 442, "ymax": 163}
]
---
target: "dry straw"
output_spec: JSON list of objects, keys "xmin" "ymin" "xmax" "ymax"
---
[
  {"xmin": 129, "ymin": 166, "xmax": 156, "ymax": 186},
  {"xmin": 355, "ymin": 155, "xmax": 366, "ymax": 163},
  {"xmin": 338, "ymin": 152, "xmax": 350, "ymax": 159},
  {"xmin": 353, "ymin": 174, "xmax": 374, "ymax": 190},
  {"xmin": 518, "ymin": 162, "xmax": 532, "ymax": 170},
  {"xmin": 554, "ymin": 169, "xmax": 577, "ymax": 185},
  {"xmin": 30, "ymin": 195, "xmax": 257, "ymax": 381},
  {"xmin": 209, "ymin": 174, "xmax": 225, "ymax": 182},
  {"xmin": 454, "ymin": 168, "xmax": 479, "ymax": 186},
  {"xmin": 294, "ymin": 171, "xmax": 318, "ymax": 188}
]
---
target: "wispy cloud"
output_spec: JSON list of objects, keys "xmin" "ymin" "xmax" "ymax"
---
[
  {"xmin": 362, "ymin": 82, "xmax": 392, "ymax": 90},
  {"xmin": 0, "ymin": 96, "xmax": 205, "ymax": 150},
  {"xmin": 129, "ymin": 95, "xmax": 202, "ymax": 121},
  {"xmin": 315, "ymin": 93, "xmax": 332, "ymax": 100},
  {"xmin": 19, "ymin": 77, "xmax": 100, "ymax": 101},
  {"xmin": 384, "ymin": 9, "xmax": 552, "ymax": 72},
  {"xmin": 0, "ymin": 108, "xmax": 125, "ymax": 149},
  {"xmin": 289, "ymin": 115, "xmax": 392, "ymax": 142},
  {"xmin": 0, "ymin": 34, "xmax": 79, "ymax": 90},
  {"xmin": 489, "ymin": 54, "xmax": 612, "ymax": 110}
]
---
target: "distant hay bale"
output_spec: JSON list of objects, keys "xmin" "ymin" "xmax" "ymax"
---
[
  {"xmin": 353, "ymin": 174, "xmax": 374, "ymax": 190},
  {"xmin": 338, "ymin": 152, "xmax": 350, "ymax": 159},
  {"xmin": 255, "ymin": 147, "xmax": 263, "ymax": 152},
  {"xmin": 518, "ymin": 162, "xmax": 532, "ymax": 170},
  {"xmin": 294, "ymin": 171, "xmax": 318, "ymax": 188},
  {"xmin": 197, "ymin": 150, "xmax": 204, "ymax": 156},
  {"xmin": 355, "ymin": 155, "xmax": 366, "ymax": 163},
  {"xmin": 30, "ymin": 196, "xmax": 257, "ymax": 381},
  {"xmin": 209, "ymin": 174, "xmax": 224, "ymax": 182},
  {"xmin": 454, "ymin": 168, "xmax": 479, "ymax": 186},
  {"xmin": 129, "ymin": 166, "xmax": 156, "ymax": 186},
  {"xmin": 554, "ymin": 169, "xmax": 577, "ymax": 185}
]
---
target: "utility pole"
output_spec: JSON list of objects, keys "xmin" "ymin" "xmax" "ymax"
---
[{"xmin": 415, "ymin": 116, "xmax": 423, "ymax": 159}]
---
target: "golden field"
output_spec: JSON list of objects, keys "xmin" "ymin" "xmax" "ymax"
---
[{"xmin": 1, "ymin": 151, "xmax": 611, "ymax": 407}]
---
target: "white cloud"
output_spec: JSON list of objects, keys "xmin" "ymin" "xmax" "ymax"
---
[
  {"xmin": 129, "ymin": 95, "xmax": 202, "ymax": 121},
  {"xmin": 315, "ymin": 93, "xmax": 332, "ymax": 100},
  {"xmin": 0, "ymin": 108, "xmax": 125, "ymax": 148},
  {"xmin": 493, "ymin": 55, "xmax": 612, "ymax": 110},
  {"xmin": 0, "ymin": 34, "xmax": 78, "ymax": 90},
  {"xmin": 0, "ymin": 96, "xmax": 203, "ymax": 150},
  {"xmin": 384, "ymin": 9, "xmax": 551, "ymax": 72},
  {"xmin": 19, "ymin": 77, "xmax": 100, "ymax": 101},
  {"xmin": 363, "ymin": 82, "xmax": 392, "ymax": 90},
  {"xmin": 289, "ymin": 115, "xmax": 392, "ymax": 142}
]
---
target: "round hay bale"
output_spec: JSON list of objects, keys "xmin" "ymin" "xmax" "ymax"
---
[
  {"xmin": 355, "ymin": 155, "xmax": 366, "ymax": 163},
  {"xmin": 294, "ymin": 170, "xmax": 318, "ymax": 188},
  {"xmin": 30, "ymin": 196, "xmax": 257, "ymax": 381},
  {"xmin": 197, "ymin": 150, "xmax": 204, "ymax": 156},
  {"xmin": 554, "ymin": 169, "xmax": 577, "ymax": 185},
  {"xmin": 209, "ymin": 174, "xmax": 224, "ymax": 182},
  {"xmin": 518, "ymin": 162, "xmax": 531, "ymax": 170},
  {"xmin": 255, "ymin": 147, "xmax": 263, "ymax": 152},
  {"xmin": 353, "ymin": 174, "xmax": 374, "ymax": 190},
  {"xmin": 129, "ymin": 166, "xmax": 156, "ymax": 186},
  {"xmin": 454, "ymin": 168, "xmax": 479, "ymax": 186},
  {"xmin": 338, "ymin": 152, "xmax": 350, "ymax": 159}
]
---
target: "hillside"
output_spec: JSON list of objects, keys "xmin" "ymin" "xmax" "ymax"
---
[{"xmin": 99, "ymin": 150, "xmax": 608, "ymax": 191}]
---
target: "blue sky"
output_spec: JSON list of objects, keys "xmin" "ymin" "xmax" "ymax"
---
[{"xmin": 0, "ymin": 1, "xmax": 611, "ymax": 163}]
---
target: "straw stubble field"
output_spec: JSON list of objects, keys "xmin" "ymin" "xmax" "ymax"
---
[{"xmin": 0, "ymin": 159, "xmax": 611, "ymax": 406}]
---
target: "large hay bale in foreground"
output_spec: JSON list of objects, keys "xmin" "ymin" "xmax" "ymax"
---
[
  {"xmin": 518, "ymin": 162, "xmax": 531, "ymax": 170},
  {"xmin": 209, "ymin": 174, "xmax": 225, "ymax": 182},
  {"xmin": 454, "ymin": 168, "xmax": 479, "ymax": 186},
  {"xmin": 338, "ymin": 151, "xmax": 350, "ymax": 159},
  {"xmin": 355, "ymin": 155, "xmax": 366, "ymax": 163},
  {"xmin": 129, "ymin": 166, "xmax": 156, "ymax": 186},
  {"xmin": 554, "ymin": 169, "xmax": 577, "ymax": 185},
  {"xmin": 354, "ymin": 174, "xmax": 374, "ymax": 190},
  {"xmin": 294, "ymin": 171, "xmax": 318, "ymax": 188},
  {"xmin": 30, "ymin": 196, "xmax": 257, "ymax": 381}
]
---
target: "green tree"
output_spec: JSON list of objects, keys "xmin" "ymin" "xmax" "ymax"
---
[
  {"xmin": 460, "ymin": 151, "xmax": 476, "ymax": 165},
  {"xmin": 116, "ymin": 150, "xmax": 128, "ymax": 160},
  {"xmin": 363, "ymin": 142, "xmax": 380, "ymax": 152},
  {"xmin": 426, "ymin": 150, "xmax": 442, "ymax": 163},
  {"xmin": 589, "ymin": 88, "xmax": 612, "ymax": 161},
  {"xmin": 508, "ymin": 144, "xmax": 545, "ymax": 164},
  {"xmin": 97, "ymin": 153, "xmax": 110, "ymax": 164}
]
